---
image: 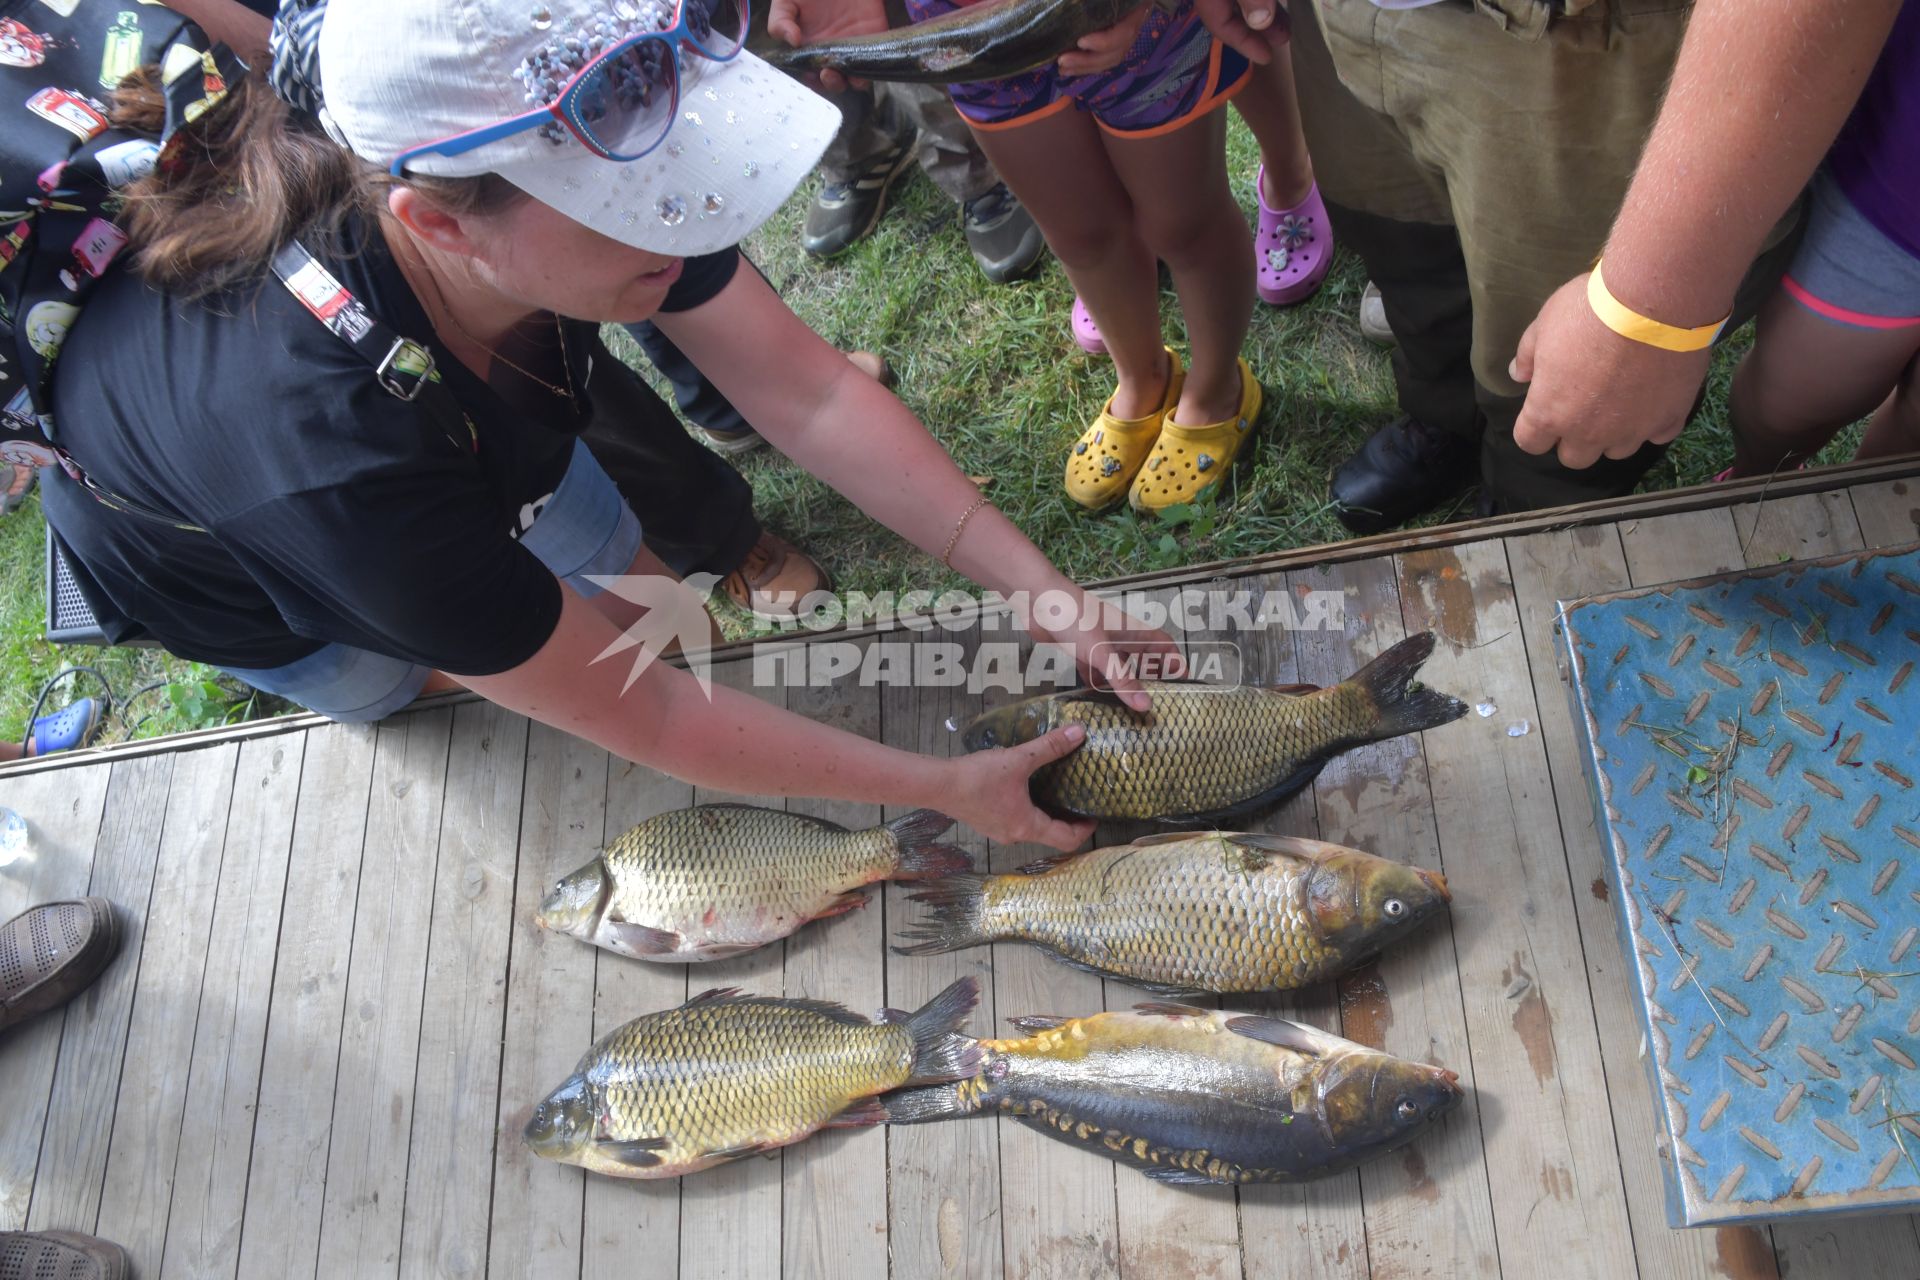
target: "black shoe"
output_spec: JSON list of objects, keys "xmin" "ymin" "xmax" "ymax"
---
[
  {"xmin": 962, "ymin": 183, "xmax": 1046, "ymax": 284},
  {"xmin": 1330, "ymin": 416, "xmax": 1478, "ymax": 535},
  {"xmin": 802, "ymin": 140, "xmax": 917, "ymax": 259}
]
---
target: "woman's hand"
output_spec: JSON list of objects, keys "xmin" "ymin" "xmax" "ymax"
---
[
  {"xmin": 1031, "ymin": 590, "xmax": 1184, "ymax": 713},
  {"xmin": 1056, "ymin": 3, "xmax": 1153, "ymax": 75},
  {"xmin": 944, "ymin": 724, "xmax": 1095, "ymax": 850}
]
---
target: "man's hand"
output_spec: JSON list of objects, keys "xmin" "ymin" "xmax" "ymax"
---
[
  {"xmin": 768, "ymin": 0, "xmax": 889, "ymax": 90},
  {"xmin": 1190, "ymin": 0, "xmax": 1288, "ymax": 66},
  {"xmin": 1057, "ymin": 3, "xmax": 1154, "ymax": 75},
  {"xmin": 1509, "ymin": 273, "xmax": 1714, "ymax": 470}
]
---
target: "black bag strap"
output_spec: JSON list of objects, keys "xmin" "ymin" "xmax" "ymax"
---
[{"xmin": 269, "ymin": 239, "xmax": 479, "ymax": 458}]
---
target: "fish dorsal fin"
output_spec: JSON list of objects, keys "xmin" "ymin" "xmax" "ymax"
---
[
  {"xmin": 693, "ymin": 802, "xmax": 848, "ymax": 834},
  {"xmin": 1015, "ymin": 850, "xmax": 1088, "ymax": 875},
  {"xmin": 683, "ymin": 987, "xmax": 745, "ymax": 1008},
  {"xmin": 1259, "ymin": 681, "xmax": 1320, "ymax": 696},
  {"xmin": 1134, "ymin": 1001, "xmax": 1211, "ymax": 1020},
  {"xmin": 1007, "ymin": 1014, "xmax": 1071, "ymax": 1033},
  {"xmin": 1056, "ymin": 687, "xmax": 1133, "ymax": 710},
  {"xmin": 1224, "ymin": 1014, "xmax": 1334, "ymax": 1057}
]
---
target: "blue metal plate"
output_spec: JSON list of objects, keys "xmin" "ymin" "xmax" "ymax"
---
[{"xmin": 1560, "ymin": 543, "xmax": 1920, "ymax": 1227}]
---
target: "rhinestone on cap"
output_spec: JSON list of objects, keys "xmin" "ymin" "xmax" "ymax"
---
[
  {"xmin": 530, "ymin": 4, "xmax": 553, "ymax": 28},
  {"xmin": 742, "ymin": 160, "xmax": 758, "ymax": 178},
  {"xmin": 655, "ymin": 194, "xmax": 686, "ymax": 226},
  {"xmin": 702, "ymin": 192, "xmax": 725, "ymax": 214}
]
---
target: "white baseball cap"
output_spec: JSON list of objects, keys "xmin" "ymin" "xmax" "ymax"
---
[{"xmin": 311, "ymin": 0, "xmax": 839, "ymax": 255}]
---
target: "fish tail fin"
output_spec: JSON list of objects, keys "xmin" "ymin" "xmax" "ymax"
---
[
  {"xmin": 891, "ymin": 875, "xmax": 992, "ymax": 956},
  {"xmin": 1348, "ymin": 631, "xmax": 1468, "ymax": 741},
  {"xmin": 879, "ymin": 1082, "xmax": 982, "ymax": 1125},
  {"xmin": 900, "ymin": 976, "xmax": 983, "ymax": 1085},
  {"xmin": 885, "ymin": 809, "xmax": 972, "ymax": 880}
]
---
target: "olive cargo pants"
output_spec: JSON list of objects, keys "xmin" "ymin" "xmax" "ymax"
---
[{"xmin": 1293, "ymin": 0, "xmax": 1800, "ymax": 509}]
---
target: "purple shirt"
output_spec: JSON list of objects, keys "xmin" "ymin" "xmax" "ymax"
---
[{"xmin": 1827, "ymin": 0, "xmax": 1920, "ymax": 261}]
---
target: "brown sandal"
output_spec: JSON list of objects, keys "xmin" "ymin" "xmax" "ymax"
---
[
  {"xmin": 0, "ymin": 1230, "xmax": 130, "ymax": 1280},
  {"xmin": 0, "ymin": 898, "xmax": 121, "ymax": 1034}
]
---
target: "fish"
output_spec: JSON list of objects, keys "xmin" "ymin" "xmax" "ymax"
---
[
  {"xmin": 961, "ymin": 631, "xmax": 1468, "ymax": 823},
  {"xmin": 894, "ymin": 831, "xmax": 1449, "ymax": 994},
  {"xmin": 881, "ymin": 1003, "xmax": 1464, "ymax": 1185},
  {"xmin": 759, "ymin": 0, "xmax": 1154, "ymax": 85},
  {"xmin": 524, "ymin": 978, "xmax": 983, "ymax": 1179},
  {"xmin": 535, "ymin": 804, "xmax": 969, "ymax": 962}
]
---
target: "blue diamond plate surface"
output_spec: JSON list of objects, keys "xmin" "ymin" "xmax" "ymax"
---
[{"xmin": 1560, "ymin": 543, "xmax": 1920, "ymax": 1227}]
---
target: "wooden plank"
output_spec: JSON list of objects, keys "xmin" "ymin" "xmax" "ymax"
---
[
  {"xmin": 581, "ymin": 753, "xmax": 691, "ymax": 1280},
  {"xmin": 1394, "ymin": 541, "xmax": 1638, "ymax": 1280},
  {"xmin": 488, "ymin": 721, "xmax": 607, "ymax": 1280},
  {"xmin": 1730, "ymin": 489, "xmax": 1862, "ymax": 565},
  {"xmin": 158, "ymin": 734, "xmax": 304, "ymax": 1280},
  {"xmin": 398, "ymin": 703, "xmax": 530, "ymax": 1280},
  {"xmin": 0, "ymin": 762, "xmax": 113, "ymax": 1231},
  {"xmin": 881, "ymin": 629, "xmax": 1003, "ymax": 1280},
  {"xmin": 1616, "ymin": 509, "xmax": 1747, "ymax": 585},
  {"xmin": 26, "ymin": 752, "xmax": 175, "ymax": 1235},
  {"xmin": 679, "ymin": 658, "xmax": 787, "ymax": 1280},
  {"xmin": 1846, "ymin": 478, "xmax": 1920, "ymax": 548},
  {"xmin": 1221, "ymin": 579, "xmax": 1362, "ymax": 1280},
  {"xmin": 316, "ymin": 709, "xmax": 455, "ymax": 1275},
  {"xmin": 780, "ymin": 664, "xmax": 890, "ymax": 1280},
  {"xmin": 1505, "ymin": 524, "xmax": 1778, "ymax": 1280},
  {"xmin": 235, "ymin": 724, "xmax": 379, "ymax": 1279},
  {"xmin": 92, "ymin": 745, "xmax": 240, "ymax": 1266},
  {"xmin": 1294, "ymin": 561, "xmax": 1501, "ymax": 1280}
]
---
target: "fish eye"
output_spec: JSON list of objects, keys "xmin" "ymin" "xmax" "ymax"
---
[
  {"xmin": 1383, "ymin": 898, "xmax": 1407, "ymax": 920},
  {"xmin": 1395, "ymin": 1098, "xmax": 1419, "ymax": 1121}
]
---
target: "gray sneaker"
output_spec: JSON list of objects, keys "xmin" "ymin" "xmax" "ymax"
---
[
  {"xmin": 802, "ymin": 140, "xmax": 918, "ymax": 259},
  {"xmin": 1359, "ymin": 281, "xmax": 1396, "ymax": 348},
  {"xmin": 963, "ymin": 183, "xmax": 1046, "ymax": 285}
]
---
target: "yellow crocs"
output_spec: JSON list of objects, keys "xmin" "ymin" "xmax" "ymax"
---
[
  {"xmin": 1063, "ymin": 348, "xmax": 1184, "ymax": 510},
  {"xmin": 1128, "ymin": 357, "xmax": 1263, "ymax": 514}
]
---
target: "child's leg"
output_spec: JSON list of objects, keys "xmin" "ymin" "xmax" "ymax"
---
[
  {"xmin": 1233, "ymin": 50, "xmax": 1314, "ymax": 210},
  {"xmin": 968, "ymin": 110, "xmax": 1172, "ymax": 418},
  {"xmin": 1102, "ymin": 109, "xmax": 1256, "ymax": 425},
  {"xmin": 1727, "ymin": 287, "xmax": 1920, "ymax": 477},
  {"xmin": 1858, "ymin": 355, "xmax": 1920, "ymax": 460}
]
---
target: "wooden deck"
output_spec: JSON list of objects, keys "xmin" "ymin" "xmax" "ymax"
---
[{"xmin": 5, "ymin": 471, "xmax": 1920, "ymax": 1280}]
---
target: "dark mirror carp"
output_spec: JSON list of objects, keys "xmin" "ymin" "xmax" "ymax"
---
[
  {"xmin": 882, "ymin": 1004, "xmax": 1464, "ymax": 1185},
  {"xmin": 762, "ymin": 0, "xmax": 1156, "ymax": 85},
  {"xmin": 961, "ymin": 631, "xmax": 1468, "ymax": 823},
  {"xmin": 524, "ymin": 979, "xmax": 981, "ymax": 1179},
  {"xmin": 535, "ymin": 804, "xmax": 968, "ymax": 963},
  {"xmin": 895, "ymin": 831, "xmax": 1449, "ymax": 993}
]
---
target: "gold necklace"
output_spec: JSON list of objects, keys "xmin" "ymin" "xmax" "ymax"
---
[{"xmin": 418, "ymin": 264, "xmax": 577, "ymax": 402}]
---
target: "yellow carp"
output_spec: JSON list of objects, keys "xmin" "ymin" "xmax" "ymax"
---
[
  {"xmin": 524, "ymin": 978, "xmax": 981, "ymax": 1179},
  {"xmin": 961, "ymin": 631, "xmax": 1467, "ymax": 822},
  {"xmin": 536, "ymin": 804, "xmax": 967, "ymax": 962},
  {"xmin": 882, "ymin": 1003, "xmax": 1463, "ymax": 1185},
  {"xmin": 895, "ymin": 832, "xmax": 1448, "ymax": 993}
]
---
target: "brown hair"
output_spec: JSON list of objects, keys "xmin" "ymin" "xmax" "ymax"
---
[{"xmin": 110, "ymin": 66, "xmax": 525, "ymax": 299}]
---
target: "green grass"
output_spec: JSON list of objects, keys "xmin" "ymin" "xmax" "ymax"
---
[{"xmin": 0, "ymin": 112, "xmax": 1863, "ymax": 738}]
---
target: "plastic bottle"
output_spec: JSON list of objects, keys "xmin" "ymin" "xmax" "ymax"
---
[{"xmin": 0, "ymin": 807, "xmax": 29, "ymax": 868}]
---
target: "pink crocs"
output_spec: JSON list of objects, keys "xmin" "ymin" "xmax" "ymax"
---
[
  {"xmin": 1256, "ymin": 170, "xmax": 1333, "ymax": 307},
  {"xmin": 1071, "ymin": 296, "xmax": 1108, "ymax": 356}
]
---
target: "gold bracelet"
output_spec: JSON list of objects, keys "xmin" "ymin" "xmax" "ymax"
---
[
  {"xmin": 1587, "ymin": 259, "xmax": 1730, "ymax": 353},
  {"xmin": 941, "ymin": 497, "xmax": 990, "ymax": 568}
]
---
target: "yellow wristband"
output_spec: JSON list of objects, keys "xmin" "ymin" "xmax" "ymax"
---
[{"xmin": 1586, "ymin": 260, "xmax": 1729, "ymax": 353}]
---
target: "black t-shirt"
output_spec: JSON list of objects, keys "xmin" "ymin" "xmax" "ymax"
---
[{"xmin": 44, "ymin": 218, "xmax": 737, "ymax": 674}]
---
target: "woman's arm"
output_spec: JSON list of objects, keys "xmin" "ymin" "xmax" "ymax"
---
[
  {"xmin": 459, "ymin": 585, "xmax": 1096, "ymax": 850},
  {"xmin": 654, "ymin": 266, "xmax": 1180, "ymax": 705},
  {"xmin": 167, "ymin": 0, "xmax": 272, "ymax": 60}
]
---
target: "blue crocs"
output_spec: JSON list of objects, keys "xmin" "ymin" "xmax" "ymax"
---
[{"xmin": 25, "ymin": 697, "xmax": 105, "ymax": 757}]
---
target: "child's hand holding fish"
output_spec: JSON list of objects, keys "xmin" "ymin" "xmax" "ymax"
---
[
  {"xmin": 1055, "ymin": 1, "xmax": 1153, "ymax": 75},
  {"xmin": 769, "ymin": 0, "xmax": 890, "ymax": 89}
]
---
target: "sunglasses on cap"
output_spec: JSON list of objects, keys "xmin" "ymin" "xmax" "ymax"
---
[{"xmin": 387, "ymin": 0, "xmax": 748, "ymax": 176}]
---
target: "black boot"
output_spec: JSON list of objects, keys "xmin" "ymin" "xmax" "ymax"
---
[{"xmin": 1330, "ymin": 416, "xmax": 1479, "ymax": 535}]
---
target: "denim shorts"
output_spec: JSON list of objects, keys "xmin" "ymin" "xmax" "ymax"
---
[
  {"xmin": 222, "ymin": 438, "xmax": 644, "ymax": 723},
  {"xmin": 1781, "ymin": 171, "xmax": 1920, "ymax": 329}
]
